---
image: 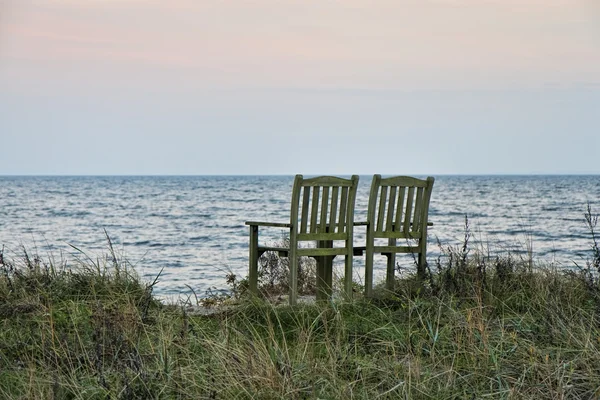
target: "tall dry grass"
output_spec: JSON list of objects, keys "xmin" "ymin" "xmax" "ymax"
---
[{"xmin": 1, "ymin": 206, "xmax": 600, "ymax": 398}]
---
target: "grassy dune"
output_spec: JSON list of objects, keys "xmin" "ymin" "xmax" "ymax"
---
[{"xmin": 1, "ymin": 210, "xmax": 600, "ymax": 399}]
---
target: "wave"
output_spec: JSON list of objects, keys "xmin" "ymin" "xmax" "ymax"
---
[{"xmin": 2, "ymin": 175, "xmax": 599, "ymax": 297}]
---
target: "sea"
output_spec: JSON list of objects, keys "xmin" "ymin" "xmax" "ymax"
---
[{"xmin": 1, "ymin": 175, "xmax": 599, "ymax": 299}]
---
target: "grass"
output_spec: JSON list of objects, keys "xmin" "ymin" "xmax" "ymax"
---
[{"xmin": 1, "ymin": 208, "xmax": 600, "ymax": 399}]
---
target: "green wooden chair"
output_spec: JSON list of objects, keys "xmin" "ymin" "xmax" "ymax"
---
[
  {"xmin": 355, "ymin": 175, "xmax": 435, "ymax": 297},
  {"xmin": 245, "ymin": 175, "xmax": 360, "ymax": 305}
]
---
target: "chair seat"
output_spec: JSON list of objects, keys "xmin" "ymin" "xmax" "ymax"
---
[
  {"xmin": 353, "ymin": 245, "xmax": 421, "ymax": 256},
  {"xmin": 257, "ymin": 246, "xmax": 289, "ymax": 257},
  {"xmin": 258, "ymin": 246, "xmax": 350, "ymax": 257}
]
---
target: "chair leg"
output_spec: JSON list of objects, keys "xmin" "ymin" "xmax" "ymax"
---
[
  {"xmin": 386, "ymin": 238, "xmax": 396, "ymax": 291},
  {"xmin": 365, "ymin": 233, "xmax": 374, "ymax": 298},
  {"xmin": 365, "ymin": 253, "xmax": 373, "ymax": 297},
  {"xmin": 325, "ymin": 256, "xmax": 333, "ymax": 299},
  {"xmin": 316, "ymin": 240, "xmax": 334, "ymax": 302},
  {"xmin": 417, "ymin": 242, "xmax": 427, "ymax": 280},
  {"xmin": 315, "ymin": 256, "xmax": 327, "ymax": 302},
  {"xmin": 344, "ymin": 246, "xmax": 353, "ymax": 300},
  {"xmin": 315, "ymin": 255, "xmax": 334, "ymax": 302},
  {"xmin": 288, "ymin": 245, "xmax": 298, "ymax": 306},
  {"xmin": 249, "ymin": 225, "xmax": 259, "ymax": 294},
  {"xmin": 385, "ymin": 253, "xmax": 396, "ymax": 291}
]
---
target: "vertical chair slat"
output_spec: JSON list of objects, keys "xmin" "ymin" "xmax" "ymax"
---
[
  {"xmin": 395, "ymin": 187, "xmax": 406, "ymax": 233},
  {"xmin": 386, "ymin": 186, "xmax": 397, "ymax": 231},
  {"xmin": 403, "ymin": 187, "xmax": 414, "ymax": 234},
  {"xmin": 338, "ymin": 186, "xmax": 348, "ymax": 233},
  {"xmin": 320, "ymin": 186, "xmax": 330, "ymax": 232},
  {"xmin": 376, "ymin": 186, "xmax": 387, "ymax": 232},
  {"xmin": 310, "ymin": 186, "xmax": 320, "ymax": 233},
  {"xmin": 329, "ymin": 186, "xmax": 339, "ymax": 233},
  {"xmin": 300, "ymin": 187, "xmax": 310, "ymax": 234}
]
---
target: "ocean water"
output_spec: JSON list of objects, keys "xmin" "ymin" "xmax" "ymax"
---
[{"xmin": 1, "ymin": 175, "xmax": 599, "ymax": 297}]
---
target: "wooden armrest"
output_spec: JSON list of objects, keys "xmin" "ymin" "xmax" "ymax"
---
[
  {"xmin": 258, "ymin": 246, "xmax": 289, "ymax": 253},
  {"xmin": 353, "ymin": 221, "xmax": 433, "ymax": 227},
  {"xmin": 245, "ymin": 221, "xmax": 291, "ymax": 228}
]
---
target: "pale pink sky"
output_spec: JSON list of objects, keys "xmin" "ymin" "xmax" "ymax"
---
[{"xmin": 1, "ymin": 0, "xmax": 599, "ymax": 174}]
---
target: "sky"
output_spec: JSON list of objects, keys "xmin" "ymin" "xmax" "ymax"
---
[{"xmin": 1, "ymin": 0, "xmax": 599, "ymax": 175}]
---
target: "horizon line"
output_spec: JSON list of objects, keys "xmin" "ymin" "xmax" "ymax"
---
[{"xmin": 1, "ymin": 173, "xmax": 599, "ymax": 177}]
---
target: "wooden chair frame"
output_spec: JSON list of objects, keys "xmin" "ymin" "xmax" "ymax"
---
[
  {"xmin": 246, "ymin": 175, "xmax": 359, "ymax": 305},
  {"xmin": 356, "ymin": 175, "xmax": 435, "ymax": 297}
]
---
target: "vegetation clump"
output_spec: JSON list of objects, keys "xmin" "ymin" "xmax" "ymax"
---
[{"xmin": 1, "ymin": 207, "xmax": 600, "ymax": 398}]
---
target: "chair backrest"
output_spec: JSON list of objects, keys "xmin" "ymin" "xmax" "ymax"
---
[
  {"xmin": 290, "ymin": 175, "xmax": 359, "ymax": 242},
  {"xmin": 367, "ymin": 175, "xmax": 435, "ymax": 240}
]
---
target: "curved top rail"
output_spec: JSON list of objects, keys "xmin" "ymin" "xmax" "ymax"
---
[
  {"xmin": 379, "ymin": 175, "xmax": 434, "ymax": 188},
  {"xmin": 301, "ymin": 175, "xmax": 359, "ymax": 187}
]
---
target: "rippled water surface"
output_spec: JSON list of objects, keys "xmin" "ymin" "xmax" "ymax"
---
[{"xmin": 1, "ymin": 175, "xmax": 599, "ymax": 297}]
